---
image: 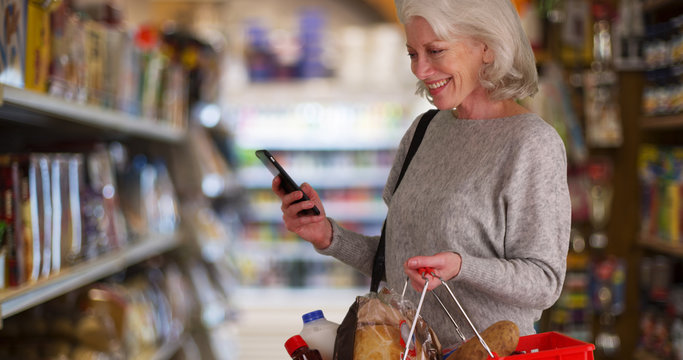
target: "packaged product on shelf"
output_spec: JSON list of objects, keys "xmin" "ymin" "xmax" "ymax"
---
[
  {"xmin": 0, "ymin": 0, "xmax": 26, "ymax": 88},
  {"xmin": 48, "ymin": 1, "xmax": 87, "ymax": 102},
  {"xmin": 31, "ymin": 154, "xmax": 53, "ymax": 278},
  {"xmin": 638, "ymin": 145, "xmax": 683, "ymax": 246},
  {"xmin": 134, "ymin": 25, "xmax": 165, "ymax": 121},
  {"xmin": 49, "ymin": 155, "xmax": 62, "ymax": 273},
  {"xmin": 27, "ymin": 155, "xmax": 45, "ymax": 282},
  {"xmin": 160, "ymin": 62, "xmax": 188, "ymax": 129},
  {"xmin": 84, "ymin": 19, "xmax": 106, "ymax": 106},
  {"xmin": 116, "ymin": 29, "xmax": 142, "ymax": 116},
  {"xmin": 101, "ymin": 26, "xmax": 124, "ymax": 109},
  {"xmin": 0, "ymin": 156, "xmax": 25, "ymax": 287},
  {"xmin": 86, "ymin": 145, "xmax": 127, "ymax": 250},
  {"xmin": 26, "ymin": 0, "xmax": 53, "ymax": 92},
  {"xmin": 140, "ymin": 50, "xmax": 165, "ymax": 121},
  {"xmin": 116, "ymin": 153, "xmax": 179, "ymax": 238}
]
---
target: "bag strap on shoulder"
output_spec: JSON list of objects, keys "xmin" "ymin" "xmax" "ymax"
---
[{"xmin": 370, "ymin": 109, "xmax": 438, "ymax": 293}]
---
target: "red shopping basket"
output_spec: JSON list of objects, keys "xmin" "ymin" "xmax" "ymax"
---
[
  {"xmin": 499, "ymin": 332, "xmax": 595, "ymax": 360},
  {"xmin": 402, "ymin": 268, "xmax": 595, "ymax": 360}
]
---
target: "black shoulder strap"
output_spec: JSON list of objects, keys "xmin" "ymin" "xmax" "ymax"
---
[{"xmin": 370, "ymin": 109, "xmax": 438, "ymax": 293}]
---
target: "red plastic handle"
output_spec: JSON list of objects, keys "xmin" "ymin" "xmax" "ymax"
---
[{"xmin": 418, "ymin": 267, "xmax": 435, "ymax": 277}]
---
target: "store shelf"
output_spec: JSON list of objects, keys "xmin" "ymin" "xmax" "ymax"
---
[
  {"xmin": 641, "ymin": 114, "xmax": 683, "ymax": 129},
  {"xmin": 0, "ymin": 85, "xmax": 185, "ymax": 143},
  {"xmin": 0, "ymin": 233, "xmax": 181, "ymax": 322},
  {"xmin": 639, "ymin": 238, "xmax": 683, "ymax": 258},
  {"xmin": 236, "ymin": 136, "xmax": 404, "ymax": 151},
  {"xmin": 248, "ymin": 200, "xmax": 387, "ymax": 222},
  {"xmin": 225, "ymin": 80, "xmax": 418, "ymax": 105},
  {"xmin": 643, "ymin": 0, "xmax": 681, "ymax": 12},
  {"xmin": 237, "ymin": 241, "xmax": 324, "ymax": 261},
  {"xmin": 239, "ymin": 165, "xmax": 391, "ymax": 189}
]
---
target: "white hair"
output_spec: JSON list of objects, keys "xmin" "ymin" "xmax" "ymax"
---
[{"xmin": 396, "ymin": 0, "xmax": 538, "ymax": 101}]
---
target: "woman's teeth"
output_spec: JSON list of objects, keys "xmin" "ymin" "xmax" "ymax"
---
[{"xmin": 427, "ymin": 79, "xmax": 448, "ymax": 89}]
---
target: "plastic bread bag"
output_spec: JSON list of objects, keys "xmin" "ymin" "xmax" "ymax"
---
[{"xmin": 334, "ymin": 287, "xmax": 442, "ymax": 360}]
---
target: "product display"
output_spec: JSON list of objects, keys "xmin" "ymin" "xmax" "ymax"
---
[{"xmin": 0, "ymin": 257, "xmax": 197, "ymax": 359}]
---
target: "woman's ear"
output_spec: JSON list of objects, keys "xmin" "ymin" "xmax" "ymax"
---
[{"xmin": 483, "ymin": 44, "xmax": 494, "ymax": 64}]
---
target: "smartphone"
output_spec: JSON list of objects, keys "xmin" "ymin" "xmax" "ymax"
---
[{"xmin": 255, "ymin": 149, "xmax": 321, "ymax": 216}]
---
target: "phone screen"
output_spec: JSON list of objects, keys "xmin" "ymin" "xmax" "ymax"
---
[{"xmin": 255, "ymin": 149, "xmax": 321, "ymax": 216}]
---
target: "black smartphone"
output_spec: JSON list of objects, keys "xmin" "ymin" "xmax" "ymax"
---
[{"xmin": 255, "ymin": 149, "xmax": 321, "ymax": 216}]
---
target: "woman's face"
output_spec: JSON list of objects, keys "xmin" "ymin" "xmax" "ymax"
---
[{"xmin": 405, "ymin": 16, "xmax": 490, "ymax": 111}]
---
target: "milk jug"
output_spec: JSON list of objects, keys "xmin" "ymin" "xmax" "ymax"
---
[{"xmin": 299, "ymin": 310, "xmax": 339, "ymax": 360}]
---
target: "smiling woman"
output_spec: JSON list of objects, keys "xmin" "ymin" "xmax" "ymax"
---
[
  {"xmin": 270, "ymin": 0, "xmax": 571, "ymax": 353},
  {"xmin": 398, "ymin": 0, "xmax": 538, "ymax": 105}
]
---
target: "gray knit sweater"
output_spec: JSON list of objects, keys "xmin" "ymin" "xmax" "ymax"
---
[{"xmin": 318, "ymin": 110, "xmax": 571, "ymax": 349}]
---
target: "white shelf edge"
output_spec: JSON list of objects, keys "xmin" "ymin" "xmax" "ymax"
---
[
  {"xmin": 0, "ymin": 233, "xmax": 181, "ymax": 320},
  {"xmin": 1, "ymin": 85, "xmax": 186, "ymax": 143},
  {"xmin": 239, "ymin": 165, "xmax": 390, "ymax": 189},
  {"xmin": 248, "ymin": 200, "xmax": 386, "ymax": 222}
]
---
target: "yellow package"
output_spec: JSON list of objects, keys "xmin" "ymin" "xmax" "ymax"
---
[{"xmin": 26, "ymin": 1, "xmax": 50, "ymax": 92}]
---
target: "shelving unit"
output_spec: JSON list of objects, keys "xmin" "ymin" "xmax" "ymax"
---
[
  {"xmin": 0, "ymin": 85, "xmax": 185, "ymax": 143},
  {"xmin": 0, "ymin": 85, "xmax": 189, "ymax": 359},
  {"xmin": 639, "ymin": 238, "xmax": 683, "ymax": 258},
  {"xmin": 641, "ymin": 114, "xmax": 683, "ymax": 129},
  {"xmin": 0, "ymin": 233, "xmax": 180, "ymax": 322}
]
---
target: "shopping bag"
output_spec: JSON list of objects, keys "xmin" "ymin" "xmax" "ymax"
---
[{"xmin": 334, "ymin": 287, "xmax": 442, "ymax": 360}]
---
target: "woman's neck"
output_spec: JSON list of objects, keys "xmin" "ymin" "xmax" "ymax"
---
[{"xmin": 454, "ymin": 90, "xmax": 530, "ymax": 120}]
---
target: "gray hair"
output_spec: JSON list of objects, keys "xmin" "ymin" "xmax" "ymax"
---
[{"xmin": 396, "ymin": 0, "xmax": 538, "ymax": 101}]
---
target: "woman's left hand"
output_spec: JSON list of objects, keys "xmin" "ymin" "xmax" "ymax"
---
[{"xmin": 404, "ymin": 252, "xmax": 463, "ymax": 292}]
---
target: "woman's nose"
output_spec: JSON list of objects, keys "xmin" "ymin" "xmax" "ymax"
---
[{"xmin": 412, "ymin": 57, "xmax": 434, "ymax": 80}]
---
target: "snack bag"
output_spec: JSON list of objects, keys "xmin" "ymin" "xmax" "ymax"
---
[{"xmin": 334, "ymin": 288, "xmax": 442, "ymax": 360}]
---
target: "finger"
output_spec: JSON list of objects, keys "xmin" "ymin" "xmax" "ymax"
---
[
  {"xmin": 272, "ymin": 176, "xmax": 286, "ymax": 198},
  {"xmin": 281, "ymin": 190, "xmax": 304, "ymax": 210},
  {"xmin": 300, "ymin": 182, "xmax": 320, "ymax": 202}
]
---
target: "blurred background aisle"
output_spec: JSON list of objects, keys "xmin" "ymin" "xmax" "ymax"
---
[{"xmin": 0, "ymin": 0, "xmax": 681, "ymax": 359}]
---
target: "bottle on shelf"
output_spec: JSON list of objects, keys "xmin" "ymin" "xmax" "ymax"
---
[
  {"xmin": 299, "ymin": 309, "xmax": 339, "ymax": 360},
  {"xmin": 285, "ymin": 334, "xmax": 323, "ymax": 360}
]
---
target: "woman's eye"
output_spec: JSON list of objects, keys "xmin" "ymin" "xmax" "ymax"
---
[
  {"xmin": 407, "ymin": 52, "xmax": 417, "ymax": 59},
  {"xmin": 429, "ymin": 49, "xmax": 444, "ymax": 55}
]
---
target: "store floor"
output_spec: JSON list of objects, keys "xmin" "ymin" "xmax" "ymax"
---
[{"xmin": 234, "ymin": 287, "xmax": 362, "ymax": 359}]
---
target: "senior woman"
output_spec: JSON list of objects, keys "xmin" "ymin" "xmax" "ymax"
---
[{"xmin": 272, "ymin": 0, "xmax": 571, "ymax": 352}]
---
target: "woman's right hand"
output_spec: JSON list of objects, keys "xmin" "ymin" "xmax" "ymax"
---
[{"xmin": 273, "ymin": 176, "xmax": 332, "ymax": 250}]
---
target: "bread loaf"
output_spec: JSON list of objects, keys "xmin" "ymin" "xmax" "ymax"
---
[
  {"xmin": 446, "ymin": 320, "xmax": 519, "ymax": 360},
  {"xmin": 354, "ymin": 324, "xmax": 404, "ymax": 360}
]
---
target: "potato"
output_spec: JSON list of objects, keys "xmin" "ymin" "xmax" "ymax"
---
[{"xmin": 446, "ymin": 320, "xmax": 519, "ymax": 360}]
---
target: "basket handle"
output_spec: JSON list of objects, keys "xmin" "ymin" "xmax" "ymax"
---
[{"xmin": 418, "ymin": 268, "xmax": 495, "ymax": 359}]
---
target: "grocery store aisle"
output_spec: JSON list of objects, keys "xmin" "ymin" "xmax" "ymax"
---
[{"xmin": 234, "ymin": 287, "xmax": 361, "ymax": 359}]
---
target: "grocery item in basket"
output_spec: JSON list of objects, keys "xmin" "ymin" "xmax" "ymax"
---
[
  {"xmin": 354, "ymin": 324, "xmax": 404, "ymax": 360},
  {"xmin": 299, "ymin": 310, "xmax": 339, "ymax": 360},
  {"xmin": 446, "ymin": 320, "xmax": 519, "ymax": 360},
  {"xmin": 285, "ymin": 335, "xmax": 323, "ymax": 360},
  {"xmin": 335, "ymin": 289, "xmax": 441, "ymax": 360}
]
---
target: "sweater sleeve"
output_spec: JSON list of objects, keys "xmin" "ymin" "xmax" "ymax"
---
[{"xmin": 453, "ymin": 124, "xmax": 571, "ymax": 310}]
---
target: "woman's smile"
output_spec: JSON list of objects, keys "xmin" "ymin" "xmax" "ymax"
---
[{"xmin": 426, "ymin": 78, "xmax": 451, "ymax": 95}]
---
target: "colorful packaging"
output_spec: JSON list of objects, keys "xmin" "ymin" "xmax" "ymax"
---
[
  {"xmin": 25, "ymin": 1, "xmax": 50, "ymax": 92},
  {"xmin": 0, "ymin": 0, "xmax": 27, "ymax": 88},
  {"xmin": 84, "ymin": 20, "xmax": 106, "ymax": 106}
]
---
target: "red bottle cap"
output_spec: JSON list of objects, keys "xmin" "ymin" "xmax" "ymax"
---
[{"xmin": 285, "ymin": 335, "xmax": 308, "ymax": 355}]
